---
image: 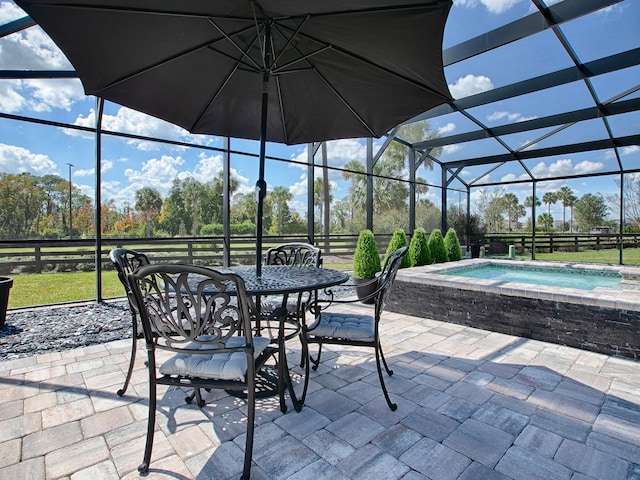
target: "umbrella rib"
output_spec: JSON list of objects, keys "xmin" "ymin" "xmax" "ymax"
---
[
  {"xmin": 271, "ymin": 46, "xmax": 332, "ymax": 75},
  {"xmin": 277, "ymin": 20, "xmax": 450, "ymax": 102},
  {"xmin": 270, "ymin": 15, "xmax": 310, "ymax": 68},
  {"xmin": 270, "ymin": 22, "xmax": 377, "ymax": 138},
  {"xmin": 208, "ymin": 18, "xmax": 263, "ymax": 72},
  {"xmin": 92, "ymin": 23, "xmax": 259, "ymax": 93}
]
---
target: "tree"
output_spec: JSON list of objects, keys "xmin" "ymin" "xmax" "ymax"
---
[
  {"xmin": 537, "ymin": 213, "xmax": 554, "ymax": 232},
  {"xmin": 444, "ymin": 228, "xmax": 462, "ymax": 261},
  {"xmin": 502, "ymin": 193, "xmax": 523, "ymax": 231},
  {"xmin": 542, "ymin": 191, "xmax": 558, "ymax": 233},
  {"xmin": 385, "ymin": 228, "xmax": 410, "ymax": 268},
  {"xmin": 428, "ymin": 228, "xmax": 448, "ymax": 263},
  {"xmin": 408, "ymin": 227, "xmax": 431, "ymax": 266},
  {"xmin": 268, "ymin": 186, "xmax": 293, "ymax": 235},
  {"xmin": 557, "ymin": 186, "xmax": 574, "ymax": 232},
  {"xmin": 135, "ymin": 187, "xmax": 163, "ymax": 238},
  {"xmin": 574, "ymin": 193, "xmax": 608, "ymax": 231},
  {"xmin": 231, "ymin": 192, "xmax": 257, "ymax": 225},
  {"xmin": 605, "ymin": 174, "xmax": 640, "ymax": 231},
  {"xmin": 313, "ymin": 177, "xmax": 333, "ymax": 234},
  {"xmin": 523, "ymin": 195, "xmax": 541, "ymax": 230},
  {"xmin": 475, "ymin": 187, "xmax": 505, "ymax": 232}
]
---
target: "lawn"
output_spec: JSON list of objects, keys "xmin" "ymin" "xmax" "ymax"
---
[{"xmin": 4, "ymin": 248, "xmax": 640, "ymax": 309}]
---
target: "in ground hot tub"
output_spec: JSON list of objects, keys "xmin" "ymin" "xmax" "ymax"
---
[{"xmin": 386, "ymin": 259, "xmax": 640, "ymax": 359}]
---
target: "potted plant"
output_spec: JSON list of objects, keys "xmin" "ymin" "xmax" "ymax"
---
[
  {"xmin": 352, "ymin": 229, "xmax": 381, "ymax": 303},
  {"xmin": 0, "ymin": 276, "xmax": 13, "ymax": 328},
  {"xmin": 384, "ymin": 228, "xmax": 411, "ymax": 269},
  {"xmin": 444, "ymin": 228, "xmax": 462, "ymax": 261},
  {"xmin": 428, "ymin": 228, "xmax": 449, "ymax": 263},
  {"xmin": 408, "ymin": 227, "xmax": 432, "ymax": 266}
]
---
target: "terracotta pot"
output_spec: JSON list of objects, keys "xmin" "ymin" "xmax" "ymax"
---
[{"xmin": 353, "ymin": 277, "xmax": 378, "ymax": 304}]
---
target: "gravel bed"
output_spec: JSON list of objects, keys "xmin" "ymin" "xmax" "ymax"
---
[
  {"xmin": 0, "ymin": 285, "xmax": 357, "ymax": 361},
  {"xmin": 1, "ymin": 300, "xmax": 133, "ymax": 361}
]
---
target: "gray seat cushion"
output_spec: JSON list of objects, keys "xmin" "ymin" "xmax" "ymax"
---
[
  {"xmin": 308, "ymin": 312, "xmax": 375, "ymax": 341},
  {"xmin": 159, "ymin": 336, "xmax": 271, "ymax": 382}
]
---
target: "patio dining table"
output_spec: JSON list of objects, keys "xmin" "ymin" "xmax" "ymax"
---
[{"xmin": 202, "ymin": 264, "xmax": 350, "ymax": 412}]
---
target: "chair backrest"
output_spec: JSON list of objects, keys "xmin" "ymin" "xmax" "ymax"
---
[
  {"xmin": 109, "ymin": 248, "xmax": 151, "ymax": 308},
  {"xmin": 127, "ymin": 263, "xmax": 256, "ymax": 354},
  {"xmin": 374, "ymin": 246, "xmax": 408, "ymax": 317},
  {"xmin": 265, "ymin": 243, "xmax": 322, "ymax": 267}
]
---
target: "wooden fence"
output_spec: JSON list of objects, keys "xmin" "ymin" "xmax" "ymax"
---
[
  {"xmin": 470, "ymin": 233, "xmax": 640, "ymax": 255},
  {"xmin": 0, "ymin": 234, "xmax": 394, "ymax": 275},
  {"xmin": 2, "ymin": 231, "xmax": 638, "ymax": 276}
]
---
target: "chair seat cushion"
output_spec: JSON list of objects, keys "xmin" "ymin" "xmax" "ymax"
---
[
  {"xmin": 159, "ymin": 336, "xmax": 271, "ymax": 382},
  {"xmin": 308, "ymin": 312, "xmax": 375, "ymax": 341}
]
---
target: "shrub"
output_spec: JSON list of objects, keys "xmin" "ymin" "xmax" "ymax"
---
[
  {"xmin": 444, "ymin": 228, "xmax": 462, "ymax": 261},
  {"xmin": 353, "ymin": 229, "xmax": 381, "ymax": 279},
  {"xmin": 385, "ymin": 228, "xmax": 411, "ymax": 268},
  {"xmin": 408, "ymin": 227, "xmax": 432, "ymax": 266},
  {"xmin": 428, "ymin": 228, "xmax": 448, "ymax": 263}
]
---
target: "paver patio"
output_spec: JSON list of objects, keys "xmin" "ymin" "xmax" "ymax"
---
[{"xmin": 1, "ymin": 304, "xmax": 639, "ymax": 479}]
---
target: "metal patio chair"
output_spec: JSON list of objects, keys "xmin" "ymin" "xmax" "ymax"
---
[
  {"xmin": 260, "ymin": 242, "xmax": 322, "ymax": 409},
  {"xmin": 128, "ymin": 263, "xmax": 274, "ymax": 479},
  {"xmin": 109, "ymin": 247, "xmax": 150, "ymax": 396},
  {"xmin": 301, "ymin": 246, "xmax": 408, "ymax": 411}
]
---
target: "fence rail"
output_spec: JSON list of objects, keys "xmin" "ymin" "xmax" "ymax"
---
[
  {"xmin": 0, "ymin": 234, "xmax": 394, "ymax": 275},
  {"xmin": 2, "ymin": 232, "xmax": 638, "ymax": 276},
  {"xmin": 470, "ymin": 233, "xmax": 640, "ymax": 255}
]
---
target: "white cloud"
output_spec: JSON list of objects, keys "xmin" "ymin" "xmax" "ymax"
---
[
  {"xmin": 448, "ymin": 74, "xmax": 493, "ymax": 99},
  {"xmin": 290, "ymin": 138, "xmax": 366, "ymax": 169},
  {"xmin": 437, "ymin": 122, "xmax": 456, "ymax": 135},
  {"xmin": 486, "ymin": 111, "xmax": 537, "ymax": 123},
  {"xmin": 454, "ymin": 0, "xmax": 525, "ymax": 14},
  {"xmin": 1, "ymin": 20, "xmax": 72, "ymax": 70},
  {"xmin": 441, "ymin": 144, "xmax": 461, "ymax": 156},
  {"xmin": 66, "ymin": 106, "xmax": 214, "ymax": 149},
  {"xmin": 0, "ymin": 80, "xmax": 24, "ymax": 112},
  {"xmin": 0, "ymin": 142, "xmax": 58, "ymax": 175},
  {"xmin": 73, "ymin": 159, "xmax": 113, "ymax": 178},
  {"xmin": 24, "ymin": 79, "xmax": 85, "ymax": 111},
  {"xmin": 622, "ymin": 145, "xmax": 639, "ymax": 156},
  {"xmin": 0, "ymin": 2, "xmax": 26, "ymax": 23},
  {"xmin": 530, "ymin": 158, "xmax": 604, "ymax": 178}
]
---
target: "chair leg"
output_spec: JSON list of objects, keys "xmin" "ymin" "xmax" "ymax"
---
[
  {"xmin": 375, "ymin": 343, "xmax": 397, "ymax": 411},
  {"xmin": 378, "ymin": 339, "xmax": 394, "ymax": 376},
  {"xmin": 185, "ymin": 388, "xmax": 205, "ymax": 407},
  {"xmin": 309, "ymin": 342, "xmax": 323, "ymax": 371},
  {"xmin": 138, "ymin": 364, "xmax": 157, "ymax": 474},
  {"xmin": 243, "ymin": 373, "xmax": 256, "ymax": 479},
  {"xmin": 117, "ymin": 313, "xmax": 138, "ymax": 396}
]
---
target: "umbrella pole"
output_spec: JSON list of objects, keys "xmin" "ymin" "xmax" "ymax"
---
[{"xmin": 255, "ymin": 22, "xmax": 272, "ymax": 277}]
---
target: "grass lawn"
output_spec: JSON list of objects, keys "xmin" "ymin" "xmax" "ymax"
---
[
  {"xmin": 7, "ymin": 271, "xmax": 124, "ymax": 309},
  {"xmin": 4, "ymin": 248, "xmax": 640, "ymax": 309}
]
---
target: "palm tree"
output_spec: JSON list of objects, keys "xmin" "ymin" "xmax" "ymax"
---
[
  {"xmin": 542, "ymin": 191, "xmax": 558, "ymax": 232},
  {"xmin": 269, "ymin": 186, "xmax": 293, "ymax": 235},
  {"xmin": 566, "ymin": 193, "xmax": 578, "ymax": 232},
  {"xmin": 524, "ymin": 195, "xmax": 541, "ymax": 230},
  {"xmin": 502, "ymin": 193, "xmax": 521, "ymax": 231},
  {"xmin": 135, "ymin": 187, "xmax": 163, "ymax": 238},
  {"xmin": 557, "ymin": 186, "xmax": 574, "ymax": 232}
]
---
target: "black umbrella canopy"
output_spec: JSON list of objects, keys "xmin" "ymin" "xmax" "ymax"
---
[
  {"xmin": 17, "ymin": 0, "xmax": 452, "ymax": 274},
  {"xmin": 16, "ymin": 0, "xmax": 452, "ymax": 145}
]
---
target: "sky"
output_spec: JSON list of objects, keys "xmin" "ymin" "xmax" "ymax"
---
[{"xmin": 0, "ymin": 0, "xmax": 639, "ymax": 222}]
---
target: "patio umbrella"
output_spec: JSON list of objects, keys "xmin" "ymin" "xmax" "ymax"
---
[{"xmin": 17, "ymin": 0, "xmax": 453, "ymax": 275}]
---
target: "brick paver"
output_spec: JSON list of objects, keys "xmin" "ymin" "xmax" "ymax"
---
[{"xmin": 1, "ymin": 305, "xmax": 639, "ymax": 479}]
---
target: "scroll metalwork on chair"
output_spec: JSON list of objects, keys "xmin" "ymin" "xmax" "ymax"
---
[
  {"xmin": 301, "ymin": 246, "xmax": 408, "ymax": 411},
  {"xmin": 108, "ymin": 247, "xmax": 150, "ymax": 396},
  {"xmin": 128, "ymin": 263, "xmax": 273, "ymax": 479}
]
